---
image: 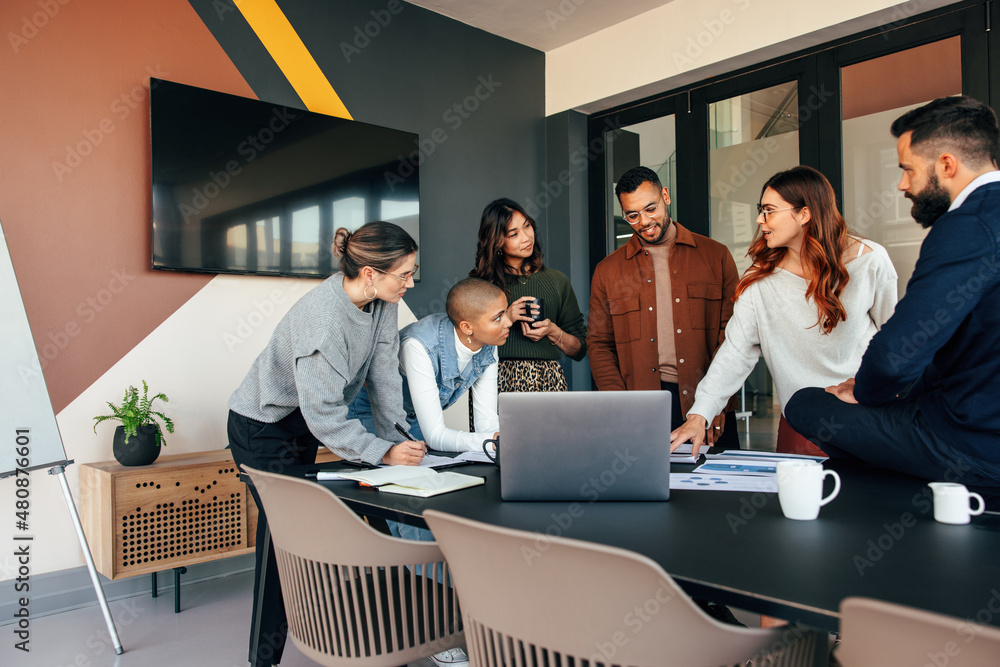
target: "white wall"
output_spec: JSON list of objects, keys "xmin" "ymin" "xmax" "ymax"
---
[{"xmin": 545, "ymin": 0, "xmax": 959, "ymax": 115}]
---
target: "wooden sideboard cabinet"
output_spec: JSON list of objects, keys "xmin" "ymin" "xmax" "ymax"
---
[
  {"xmin": 80, "ymin": 450, "xmax": 258, "ymax": 581},
  {"xmin": 80, "ymin": 448, "xmax": 338, "ymax": 611}
]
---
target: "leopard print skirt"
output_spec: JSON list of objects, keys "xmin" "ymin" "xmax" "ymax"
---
[
  {"xmin": 497, "ymin": 359, "xmax": 568, "ymax": 393},
  {"xmin": 468, "ymin": 360, "xmax": 568, "ymax": 431}
]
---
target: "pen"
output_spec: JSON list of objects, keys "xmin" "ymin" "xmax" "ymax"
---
[
  {"xmin": 340, "ymin": 460, "xmax": 377, "ymax": 470},
  {"xmin": 429, "ymin": 461, "xmax": 467, "ymax": 471},
  {"xmin": 394, "ymin": 421, "xmax": 415, "ymax": 441},
  {"xmin": 394, "ymin": 421, "xmax": 427, "ymax": 456}
]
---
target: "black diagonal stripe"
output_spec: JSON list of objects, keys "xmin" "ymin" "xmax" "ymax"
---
[{"xmin": 187, "ymin": 0, "xmax": 305, "ymax": 108}]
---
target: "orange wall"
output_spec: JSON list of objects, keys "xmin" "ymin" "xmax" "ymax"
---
[
  {"xmin": 0, "ymin": 0, "xmax": 252, "ymax": 411},
  {"xmin": 842, "ymin": 37, "xmax": 962, "ymax": 121}
]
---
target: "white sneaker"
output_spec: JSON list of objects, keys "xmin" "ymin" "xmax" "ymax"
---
[{"xmin": 429, "ymin": 647, "xmax": 469, "ymax": 666}]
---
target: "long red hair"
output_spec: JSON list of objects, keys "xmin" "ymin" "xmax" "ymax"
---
[{"xmin": 735, "ymin": 166, "xmax": 851, "ymax": 334}]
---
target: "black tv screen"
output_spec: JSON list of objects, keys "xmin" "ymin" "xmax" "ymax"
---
[{"xmin": 150, "ymin": 79, "xmax": 420, "ymax": 279}]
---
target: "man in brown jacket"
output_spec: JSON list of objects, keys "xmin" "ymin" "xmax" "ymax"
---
[{"xmin": 588, "ymin": 166, "xmax": 740, "ymax": 448}]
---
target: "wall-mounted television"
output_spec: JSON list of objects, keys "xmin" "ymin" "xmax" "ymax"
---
[{"xmin": 150, "ymin": 79, "xmax": 420, "ymax": 279}]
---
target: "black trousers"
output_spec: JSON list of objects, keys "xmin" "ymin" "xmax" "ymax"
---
[
  {"xmin": 662, "ymin": 381, "xmax": 741, "ymax": 450},
  {"xmin": 228, "ymin": 409, "xmax": 320, "ymax": 667},
  {"xmin": 785, "ymin": 387, "xmax": 1000, "ymax": 488}
]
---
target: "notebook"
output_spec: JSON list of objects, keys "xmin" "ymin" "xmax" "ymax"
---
[
  {"xmin": 318, "ymin": 466, "xmax": 483, "ymax": 497},
  {"xmin": 497, "ymin": 390, "xmax": 671, "ymax": 501}
]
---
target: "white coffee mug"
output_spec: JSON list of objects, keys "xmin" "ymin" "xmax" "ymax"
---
[
  {"xmin": 776, "ymin": 460, "xmax": 841, "ymax": 520},
  {"xmin": 927, "ymin": 482, "xmax": 985, "ymax": 525}
]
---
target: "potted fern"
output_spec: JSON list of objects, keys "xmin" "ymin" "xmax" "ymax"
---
[{"xmin": 93, "ymin": 381, "xmax": 175, "ymax": 466}]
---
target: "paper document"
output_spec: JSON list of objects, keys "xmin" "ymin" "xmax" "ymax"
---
[
  {"xmin": 416, "ymin": 454, "xmax": 461, "ymax": 468},
  {"xmin": 694, "ymin": 450, "xmax": 826, "ymax": 476},
  {"xmin": 706, "ymin": 450, "xmax": 826, "ymax": 462},
  {"xmin": 335, "ymin": 454, "xmax": 467, "ymax": 471},
  {"xmin": 317, "ymin": 465, "xmax": 437, "ymax": 485},
  {"xmin": 694, "ymin": 460, "xmax": 779, "ymax": 475},
  {"xmin": 671, "ymin": 473, "xmax": 778, "ymax": 493},
  {"xmin": 453, "ymin": 450, "xmax": 493, "ymax": 464},
  {"xmin": 673, "ymin": 449, "xmax": 826, "ymax": 490},
  {"xmin": 664, "ymin": 442, "xmax": 698, "ymax": 464}
]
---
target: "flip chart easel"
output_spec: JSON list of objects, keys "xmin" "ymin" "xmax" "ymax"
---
[{"xmin": 0, "ymin": 218, "xmax": 122, "ymax": 654}]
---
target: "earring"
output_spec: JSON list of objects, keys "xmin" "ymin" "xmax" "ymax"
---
[
  {"xmin": 363, "ymin": 284, "xmax": 377, "ymax": 300},
  {"xmin": 467, "ymin": 335, "xmax": 473, "ymax": 344}
]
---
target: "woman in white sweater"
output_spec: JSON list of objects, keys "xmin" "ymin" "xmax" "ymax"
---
[{"xmin": 670, "ymin": 166, "xmax": 898, "ymax": 456}]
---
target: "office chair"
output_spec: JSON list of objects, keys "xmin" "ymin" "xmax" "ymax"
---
[
  {"xmin": 423, "ymin": 509, "xmax": 826, "ymax": 667},
  {"xmin": 242, "ymin": 466, "xmax": 463, "ymax": 666},
  {"xmin": 836, "ymin": 596, "xmax": 1000, "ymax": 665}
]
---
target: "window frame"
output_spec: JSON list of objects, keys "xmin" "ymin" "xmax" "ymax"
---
[{"xmin": 587, "ymin": 1, "xmax": 990, "ymax": 273}]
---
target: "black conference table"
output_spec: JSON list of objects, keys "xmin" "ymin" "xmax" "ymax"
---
[{"xmin": 252, "ymin": 456, "xmax": 1000, "ymax": 650}]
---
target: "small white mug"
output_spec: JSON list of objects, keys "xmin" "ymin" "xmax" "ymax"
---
[
  {"xmin": 776, "ymin": 460, "xmax": 841, "ymax": 520},
  {"xmin": 927, "ymin": 482, "xmax": 985, "ymax": 525}
]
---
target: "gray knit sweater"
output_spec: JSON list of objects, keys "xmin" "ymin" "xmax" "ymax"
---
[{"xmin": 229, "ymin": 272, "xmax": 406, "ymax": 464}]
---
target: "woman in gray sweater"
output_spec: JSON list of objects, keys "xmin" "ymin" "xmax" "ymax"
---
[{"xmin": 227, "ymin": 220, "xmax": 424, "ymax": 667}]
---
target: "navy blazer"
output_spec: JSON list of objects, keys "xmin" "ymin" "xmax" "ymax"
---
[{"xmin": 856, "ymin": 180, "xmax": 1000, "ymax": 462}]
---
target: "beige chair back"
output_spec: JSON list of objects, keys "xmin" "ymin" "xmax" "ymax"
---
[
  {"xmin": 242, "ymin": 466, "xmax": 463, "ymax": 667},
  {"xmin": 837, "ymin": 596, "xmax": 1000, "ymax": 665},
  {"xmin": 423, "ymin": 509, "xmax": 824, "ymax": 667}
]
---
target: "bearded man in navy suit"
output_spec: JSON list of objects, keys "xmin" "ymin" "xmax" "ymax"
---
[{"xmin": 786, "ymin": 95, "xmax": 1000, "ymax": 487}]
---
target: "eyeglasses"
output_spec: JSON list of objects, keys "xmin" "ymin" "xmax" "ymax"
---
[
  {"xmin": 756, "ymin": 204, "xmax": 799, "ymax": 222},
  {"xmin": 623, "ymin": 202, "xmax": 661, "ymax": 225},
  {"xmin": 373, "ymin": 265, "xmax": 419, "ymax": 282}
]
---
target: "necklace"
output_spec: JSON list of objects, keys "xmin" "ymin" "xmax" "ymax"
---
[{"xmin": 504, "ymin": 262, "xmax": 530, "ymax": 285}]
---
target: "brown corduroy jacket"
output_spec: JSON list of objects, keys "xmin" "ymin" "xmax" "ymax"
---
[{"xmin": 587, "ymin": 222, "xmax": 739, "ymax": 420}]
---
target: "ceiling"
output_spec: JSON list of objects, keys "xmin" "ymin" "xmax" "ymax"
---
[{"xmin": 406, "ymin": 0, "xmax": 674, "ymax": 52}]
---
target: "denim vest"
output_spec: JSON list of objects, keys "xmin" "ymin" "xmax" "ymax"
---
[
  {"xmin": 348, "ymin": 313, "xmax": 495, "ymax": 440},
  {"xmin": 400, "ymin": 313, "xmax": 496, "ymax": 417}
]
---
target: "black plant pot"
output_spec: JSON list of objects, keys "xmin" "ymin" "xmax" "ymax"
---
[{"xmin": 112, "ymin": 424, "xmax": 161, "ymax": 466}]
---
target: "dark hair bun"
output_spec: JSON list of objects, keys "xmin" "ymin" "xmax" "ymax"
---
[{"xmin": 332, "ymin": 227, "xmax": 351, "ymax": 259}]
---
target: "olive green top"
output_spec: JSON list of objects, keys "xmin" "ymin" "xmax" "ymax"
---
[{"xmin": 501, "ymin": 267, "xmax": 587, "ymax": 362}]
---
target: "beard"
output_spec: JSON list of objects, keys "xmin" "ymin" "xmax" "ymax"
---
[
  {"xmin": 906, "ymin": 173, "xmax": 952, "ymax": 228},
  {"xmin": 638, "ymin": 214, "xmax": 672, "ymax": 245}
]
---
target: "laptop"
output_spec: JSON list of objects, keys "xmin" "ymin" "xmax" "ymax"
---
[{"xmin": 497, "ymin": 390, "xmax": 671, "ymax": 501}]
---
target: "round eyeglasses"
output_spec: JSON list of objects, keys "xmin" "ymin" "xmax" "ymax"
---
[
  {"xmin": 756, "ymin": 205, "xmax": 799, "ymax": 222},
  {"xmin": 373, "ymin": 265, "xmax": 419, "ymax": 282}
]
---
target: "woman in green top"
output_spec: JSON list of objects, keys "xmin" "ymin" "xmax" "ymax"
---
[{"xmin": 471, "ymin": 198, "xmax": 587, "ymax": 393}]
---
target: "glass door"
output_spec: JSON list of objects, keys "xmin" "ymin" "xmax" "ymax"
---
[
  {"xmin": 841, "ymin": 36, "xmax": 962, "ymax": 296},
  {"xmin": 708, "ymin": 81, "xmax": 800, "ymax": 274},
  {"xmin": 606, "ymin": 114, "xmax": 677, "ymax": 250}
]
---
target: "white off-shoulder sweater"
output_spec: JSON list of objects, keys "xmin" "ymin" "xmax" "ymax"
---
[{"xmin": 688, "ymin": 239, "xmax": 898, "ymax": 421}]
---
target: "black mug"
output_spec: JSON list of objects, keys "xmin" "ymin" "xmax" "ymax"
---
[
  {"xmin": 523, "ymin": 297, "xmax": 545, "ymax": 327},
  {"xmin": 483, "ymin": 437, "xmax": 500, "ymax": 467}
]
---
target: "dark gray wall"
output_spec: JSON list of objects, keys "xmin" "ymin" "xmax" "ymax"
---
[
  {"xmin": 544, "ymin": 110, "xmax": 592, "ymax": 389},
  {"xmin": 190, "ymin": 0, "xmax": 547, "ymax": 319}
]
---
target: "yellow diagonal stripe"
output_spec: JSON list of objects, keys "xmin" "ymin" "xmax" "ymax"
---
[{"xmin": 235, "ymin": 0, "xmax": 352, "ymax": 119}]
